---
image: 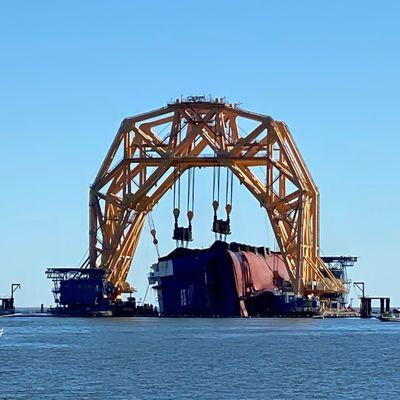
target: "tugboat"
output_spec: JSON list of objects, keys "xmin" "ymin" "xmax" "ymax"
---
[
  {"xmin": 377, "ymin": 309, "xmax": 400, "ymax": 322},
  {"xmin": 377, "ymin": 314, "xmax": 400, "ymax": 322}
]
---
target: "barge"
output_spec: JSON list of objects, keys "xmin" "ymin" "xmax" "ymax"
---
[{"xmin": 46, "ymin": 268, "xmax": 156, "ymax": 317}]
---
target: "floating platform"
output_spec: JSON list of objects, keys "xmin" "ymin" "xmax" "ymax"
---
[
  {"xmin": 46, "ymin": 267, "xmax": 157, "ymax": 317},
  {"xmin": 0, "ymin": 284, "xmax": 20, "ymax": 316}
]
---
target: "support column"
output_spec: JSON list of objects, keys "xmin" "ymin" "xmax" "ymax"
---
[
  {"xmin": 89, "ymin": 189, "xmax": 98, "ymax": 268},
  {"xmin": 386, "ymin": 298, "xmax": 390, "ymax": 313}
]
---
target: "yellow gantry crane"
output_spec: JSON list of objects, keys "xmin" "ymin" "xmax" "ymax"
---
[{"xmin": 87, "ymin": 97, "xmax": 344, "ymax": 298}]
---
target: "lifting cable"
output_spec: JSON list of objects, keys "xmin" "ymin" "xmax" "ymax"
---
[
  {"xmin": 212, "ymin": 165, "xmax": 219, "ymax": 240},
  {"xmin": 224, "ymin": 168, "xmax": 234, "ymax": 241},
  {"xmin": 76, "ymin": 249, "xmax": 89, "ymax": 268},
  {"xmin": 187, "ymin": 168, "xmax": 191, "ymax": 213},
  {"xmin": 172, "ymin": 166, "xmax": 180, "ymax": 247},
  {"xmin": 148, "ymin": 212, "xmax": 160, "ymax": 258},
  {"xmin": 225, "ymin": 167, "xmax": 234, "ymax": 207},
  {"xmin": 212, "ymin": 164, "xmax": 221, "ymax": 205},
  {"xmin": 178, "ymin": 166, "xmax": 181, "ymax": 211},
  {"xmin": 192, "ymin": 167, "xmax": 195, "ymax": 213},
  {"xmin": 142, "ymin": 283, "xmax": 150, "ymax": 304},
  {"xmin": 212, "ymin": 166, "xmax": 216, "ymax": 203},
  {"xmin": 173, "ymin": 167, "xmax": 176, "ymax": 210},
  {"xmin": 217, "ymin": 166, "xmax": 220, "ymax": 203},
  {"xmin": 173, "ymin": 164, "xmax": 182, "ymax": 211},
  {"xmin": 186, "ymin": 167, "xmax": 195, "ymax": 214},
  {"xmin": 183, "ymin": 167, "xmax": 195, "ymax": 248}
]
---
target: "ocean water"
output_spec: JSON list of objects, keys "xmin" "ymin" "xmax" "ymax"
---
[{"xmin": 0, "ymin": 317, "xmax": 399, "ymax": 400}]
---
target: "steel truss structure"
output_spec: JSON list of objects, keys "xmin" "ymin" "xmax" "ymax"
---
[{"xmin": 88, "ymin": 98, "xmax": 344, "ymax": 297}]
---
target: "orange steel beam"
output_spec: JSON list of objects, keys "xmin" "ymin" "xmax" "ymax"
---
[{"xmin": 88, "ymin": 99, "xmax": 344, "ymax": 297}]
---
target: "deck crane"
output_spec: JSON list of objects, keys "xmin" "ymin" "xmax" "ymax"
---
[{"xmin": 87, "ymin": 97, "xmax": 344, "ymax": 299}]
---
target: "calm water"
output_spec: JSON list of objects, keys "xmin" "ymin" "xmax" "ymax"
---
[{"xmin": 1, "ymin": 317, "xmax": 399, "ymax": 399}]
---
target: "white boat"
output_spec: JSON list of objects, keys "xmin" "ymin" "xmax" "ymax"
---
[
  {"xmin": 0, "ymin": 328, "xmax": 3, "ymax": 336},
  {"xmin": 378, "ymin": 315, "xmax": 400, "ymax": 322}
]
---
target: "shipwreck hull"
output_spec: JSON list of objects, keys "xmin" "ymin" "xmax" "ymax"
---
[{"xmin": 149, "ymin": 241, "xmax": 318, "ymax": 317}]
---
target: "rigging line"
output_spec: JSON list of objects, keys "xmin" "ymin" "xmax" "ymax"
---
[
  {"xmin": 237, "ymin": 123, "xmax": 248, "ymax": 136},
  {"xmin": 143, "ymin": 283, "xmax": 150, "ymax": 304},
  {"xmin": 191, "ymin": 167, "xmax": 195, "ymax": 211},
  {"xmin": 147, "ymin": 212, "xmax": 160, "ymax": 258},
  {"xmin": 76, "ymin": 249, "xmax": 89, "ymax": 268},
  {"xmin": 148, "ymin": 211, "xmax": 155, "ymax": 228},
  {"xmin": 230, "ymin": 169, "xmax": 234, "ymax": 205},
  {"xmin": 173, "ymin": 167, "xmax": 176, "ymax": 209},
  {"xmin": 153, "ymin": 121, "xmax": 170, "ymax": 142},
  {"xmin": 164, "ymin": 120, "xmax": 188, "ymax": 145},
  {"xmin": 147, "ymin": 213, "xmax": 153, "ymax": 234},
  {"xmin": 178, "ymin": 118, "xmax": 182, "ymax": 144},
  {"xmin": 217, "ymin": 165, "xmax": 220, "ymax": 203},
  {"xmin": 257, "ymin": 166, "xmax": 267, "ymax": 178},
  {"xmin": 225, "ymin": 167, "xmax": 229, "ymax": 205},
  {"xmin": 178, "ymin": 164, "xmax": 181, "ymax": 211},
  {"xmin": 212, "ymin": 165, "xmax": 216, "ymax": 201},
  {"xmin": 187, "ymin": 168, "xmax": 191, "ymax": 212}
]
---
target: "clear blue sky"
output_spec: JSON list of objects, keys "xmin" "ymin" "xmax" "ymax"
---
[{"xmin": 1, "ymin": 1, "xmax": 399, "ymax": 307}]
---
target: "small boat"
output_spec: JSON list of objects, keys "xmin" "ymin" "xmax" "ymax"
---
[
  {"xmin": 0, "ymin": 328, "xmax": 3, "ymax": 336},
  {"xmin": 378, "ymin": 315, "xmax": 400, "ymax": 322}
]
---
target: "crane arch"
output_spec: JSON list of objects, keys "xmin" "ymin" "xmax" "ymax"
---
[{"xmin": 88, "ymin": 98, "xmax": 344, "ymax": 297}]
